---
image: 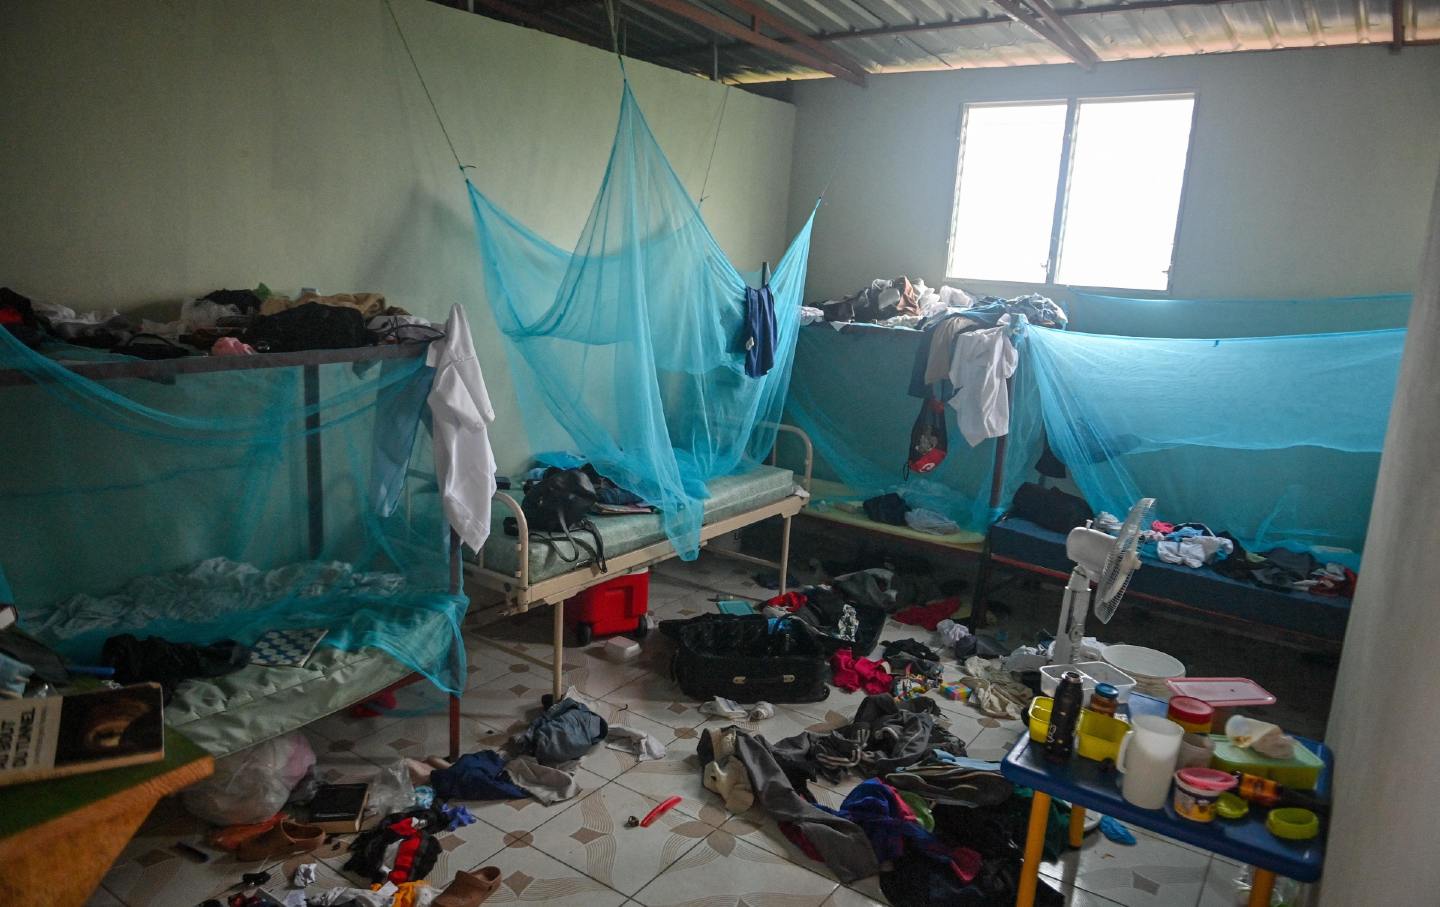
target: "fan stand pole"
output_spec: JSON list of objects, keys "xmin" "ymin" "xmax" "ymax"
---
[{"xmin": 1052, "ymin": 570, "xmax": 1092, "ymax": 665}]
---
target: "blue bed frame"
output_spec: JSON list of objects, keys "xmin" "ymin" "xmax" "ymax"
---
[{"xmin": 972, "ymin": 516, "xmax": 1351, "ymax": 647}]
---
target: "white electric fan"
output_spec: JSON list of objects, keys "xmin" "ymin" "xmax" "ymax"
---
[{"xmin": 1050, "ymin": 497, "xmax": 1155, "ymax": 666}]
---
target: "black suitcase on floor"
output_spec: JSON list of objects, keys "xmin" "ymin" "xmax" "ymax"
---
[{"xmin": 661, "ymin": 614, "xmax": 831, "ymax": 704}]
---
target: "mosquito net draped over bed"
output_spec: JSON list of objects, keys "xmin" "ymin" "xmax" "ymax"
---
[
  {"xmin": 783, "ymin": 316, "xmax": 1403, "ymax": 561},
  {"xmin": 1019, "ymin": 326, "xmax": 1404, "ymax": 559},
  {"xmin": 0, "ymin": 328, "xmax": 467, "ymax": 693},
  {"xmin": 466, "ymin": 81, "xmax": 816, "ymax": 559}
]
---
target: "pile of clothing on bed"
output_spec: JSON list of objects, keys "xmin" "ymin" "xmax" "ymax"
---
[
  {"xmin": 1135, "ymin": 520, "xmax": 1357, "ymax": 596},
  {"xmin": 1, "ymin": 284, "xmax": 439, "ymax": 358},
  {"xmin": 697, "ymin": 692, "xmax": 1066, "ymax": 905}
]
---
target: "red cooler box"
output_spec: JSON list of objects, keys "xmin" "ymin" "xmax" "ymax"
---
[{"xmin": 563, "ymin": 570, "xmax": 650, "ymax": 645}]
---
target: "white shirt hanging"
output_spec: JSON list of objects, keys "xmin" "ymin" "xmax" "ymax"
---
[
  {"xmin": 946, "ymin": 320, "xmax": 1018, "ymax": 447},
  {"xmin": 428, "ymin": 304, "xmax": 496, "ymax": 552}
]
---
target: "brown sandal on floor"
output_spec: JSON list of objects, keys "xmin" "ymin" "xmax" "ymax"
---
[
  {"xmin": 434, "ymin": 866, "xmax": 501, "ymax": 907},
  {"xmin": 235, "ymin": 819, "xmax": 325, "ymax": 862}
]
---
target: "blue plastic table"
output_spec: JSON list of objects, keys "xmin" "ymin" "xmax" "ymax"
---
[{"xmin": 1000, "ymin": 694, "xmax": 1328, "ymax": 907}]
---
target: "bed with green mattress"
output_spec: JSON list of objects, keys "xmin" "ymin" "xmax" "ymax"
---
[{"xmin": 465, "ymin": 425, "xmax": 814, "ymax": 701}]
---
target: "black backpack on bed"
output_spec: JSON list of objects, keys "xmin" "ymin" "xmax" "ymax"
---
[{"xmin": 508, "ymin": 467, "xmax": 607, "ymax": 572}]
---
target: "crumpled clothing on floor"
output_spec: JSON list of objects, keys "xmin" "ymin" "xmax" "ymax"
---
[
  {"xmin": 935, "ymin": 618, "xmax": 972, "ymax": 645},
  {"xmin": 894, "ymin": 597, "xmax": 961, "ymax": 631},
  {"xmin": 829, "ymin": 649, "xmax": 891, "ymax": 694},
  {"xmin": 773, "ymin": 694, "xmax": 964, "ymax": 785},
  {"xmin": 885, "ymin": 763, "xmax": 1013, "ymax": 808},
  {"xmin": 699, "ymin": 696, "xmax": 776, "ymax": 721},
  {"xmin": 429, "ymin": 751, "xmax": 528, "ymax": 801},
  {"xmin": 607, "ymin": 724, "xmax": 668, "ymax": 761},
  {"xmin": 960, "ymin": 655, "xmax": 1033, "ymax": 720},
  {"xmin": 512, "ymin": 697, "xmax": 608, "ymax": 766},
  {"xmin": 307, "ymin": 883, "xmax": 438, "ymax": 907},
  {"xmin": 819, "ymin": 779, "xmax": 956, "ymax": 868},
  {"xmin": 704, "ymin": 727, "xmax": 878, "ymax": 882},
  {"xmin": 504, "ymin": 754, "xmax": 581, "ymax": 804}
]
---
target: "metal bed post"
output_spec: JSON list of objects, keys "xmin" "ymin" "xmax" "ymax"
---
[
  {"xmin": 303, "ymin": 364, "xmax": 324, "ymax": 559},
  {"xmin": 971, "ymin": 373, "xmax": 1015, "ymax": 631},
  {"xmin": 448, "ymin": 528, "xmax": 463, "ymax": 760}
]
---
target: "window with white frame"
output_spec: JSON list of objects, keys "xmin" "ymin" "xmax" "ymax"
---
[{"xmin": 947, "ymin": 94, "xmax": 1196, "ymax": 292}]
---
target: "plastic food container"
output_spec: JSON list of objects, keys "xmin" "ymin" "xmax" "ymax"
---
[
  {"xmin": 1172, "ymin": 767, "xmax": 1237, "ymax": 823},
  {"xmin": 1209, "ymin": 738, "xmax": 1325, "ymax": 791},
  {"xmin": 1166, "ymin": 696, "xmax": 1215, "ymax": 734},
  {"xmin": 1102, "ymin": 644, "xmax": 1185, "ymax": 697},
  {"xmin": 1028, "ymin": 697, "xmax": 1053, "ymax": 742},
  {"xmin": 1165, "ymin": 677, "xmax": 1275, "ymax": 724},
  {"xmin": 1075, "ymin": 710, "xmax": 1130, "ymax": 763},
  {"xmin": 1164, "ymin": 677, "xmax": 1276, "ymax": 709},
  {"xmin": 1266, "ymin": 807, "xmax": 1321, "ymax": 841},
  {"xmin": 1039, "ymin": 662, "xmax": 1137, "ymax": 706}
]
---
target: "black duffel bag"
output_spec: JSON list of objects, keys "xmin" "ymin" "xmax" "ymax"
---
[{"xmin": 662, "ymin": 614, "xmax": 830, "ymax": 704}]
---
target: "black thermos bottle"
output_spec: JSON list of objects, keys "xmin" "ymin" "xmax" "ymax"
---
[{"xmin": 1045, "ymin": 671, "xmax": 1085, "ymax": 763}]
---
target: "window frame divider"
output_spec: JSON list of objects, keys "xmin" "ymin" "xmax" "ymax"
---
[{"xmin": 1044, "ymin": 98, "xmax": 1080, "ymax": 285}]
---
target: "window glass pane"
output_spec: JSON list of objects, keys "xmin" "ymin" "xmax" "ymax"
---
[
  {"xmin": 948, "ymin": 103, "xmax": 1067, "ymax": 284},
  {"xmin": 1056, "ymin": 95, "xmax": 1195, "ymax": 290}
]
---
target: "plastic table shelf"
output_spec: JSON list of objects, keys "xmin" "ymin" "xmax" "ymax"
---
[{"xmin": 1000, "ymin": 694, "xmax": 1328, "ymax": 907}]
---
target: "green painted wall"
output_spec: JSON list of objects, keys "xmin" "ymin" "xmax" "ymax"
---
[
  {"xmin": 786, "ymin": 46, "xmax": 1440, "ymax": 337},
  {"xmin": 0, "ymin": 0, "xmax": 795, "ymax": 475}
]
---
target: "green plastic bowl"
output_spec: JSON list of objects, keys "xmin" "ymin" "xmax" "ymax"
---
[
  {"xmin": 1216, "ymin": 793, "xmax": 1249, "ymax": 820},
  {"xmin": 1266, "ymin": 807, "xmax": 1320, "ymax": 841}
]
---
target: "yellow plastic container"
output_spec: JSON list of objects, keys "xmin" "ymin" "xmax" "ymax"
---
[
  {"xmin": 1076, "ymin": 710, "xmax": 1130, "ymax": 763},
  {"xmin": 1028, "ymin": 697, "xmax": 1053, "ymax": 742}
]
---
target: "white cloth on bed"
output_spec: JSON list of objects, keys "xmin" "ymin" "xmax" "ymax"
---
[{"xmin": 427, "ymin": 304, "xmax": 497, "ymax": 552}]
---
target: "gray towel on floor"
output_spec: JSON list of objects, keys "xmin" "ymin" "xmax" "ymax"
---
[{"xmin": 728, "ymin": 729, "xmax": 879, "ymax": 882}]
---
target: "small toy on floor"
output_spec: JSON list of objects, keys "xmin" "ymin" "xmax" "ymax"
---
[{"xmin": 938, "ymin": 682, "xmax": 969, "ymax": 701}]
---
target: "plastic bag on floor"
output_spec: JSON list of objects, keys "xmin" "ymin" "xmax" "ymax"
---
[
  {"xmin": 368, "ymin": 758, "xmax": 418, "ymax": 817},
  {"xmin": 183, "ymin": 732, "xmax": 316, "ymax": 825}
]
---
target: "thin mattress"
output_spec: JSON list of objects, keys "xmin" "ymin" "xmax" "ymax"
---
[{"xmin": 477, "ymin": 464, "xmax": 799, "ymax": 582}]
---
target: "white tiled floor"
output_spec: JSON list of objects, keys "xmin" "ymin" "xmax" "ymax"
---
[{"xmin": 88, "ymin": 554, "xmax": 1239, "ymax": 907}]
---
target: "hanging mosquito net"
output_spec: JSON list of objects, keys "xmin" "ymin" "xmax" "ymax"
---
[
  {"xmin": 1019, "ymin": 325, "xmax": 1406, "ymax": 558},
  {"xmin": 783, "ymin": 325, "xmax": 1037, "ymax": 533},
  {"xmin": 467, "ymin": 80, "xmax": 816, "ymax": 558},
  {"xmin": 0, "ymin": 327, "xmax": 467, "ymax": 695}
]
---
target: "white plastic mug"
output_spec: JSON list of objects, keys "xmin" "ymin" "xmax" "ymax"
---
[{"xmin": 1115, "ymin": 715, "xmax": 1184, "ymax": 809}]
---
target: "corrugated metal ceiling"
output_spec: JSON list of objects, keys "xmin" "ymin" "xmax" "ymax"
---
[{"xmin": 430, "ymin": 0, "xmax": 1440, "ymax": 84}]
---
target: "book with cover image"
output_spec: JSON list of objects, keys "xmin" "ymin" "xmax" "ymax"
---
[
  {"xmin": 0, "ymin": 683, "xmax": 165, "ymax": 788},
  {"xmin": 249, "ymin": 628, "xmax": 328, "ymax": 668}
]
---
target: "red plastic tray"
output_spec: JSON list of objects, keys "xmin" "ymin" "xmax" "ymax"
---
[{"xmin": 1164, "ymin": 677, "xmax": 1276, "ymax": 708}]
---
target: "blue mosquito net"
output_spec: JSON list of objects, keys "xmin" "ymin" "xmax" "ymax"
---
[
  {"xmin": 0, "ymin": 328, "xmax": 468, "ymax": 694},
  {"xmin": 1068, "ymin": 291, "xmax": 1412, "ymax": 338},
  {"xmin": 1019, "ymin": 326, "xmax": 1406, "ymax": 559},
  {"xmin": 466, "ymin": 80, "xmax": 816, "ymax": 558},
  {"xmin": 783, "ymin": 325, "xmax": 1037, "ymax": 532}
]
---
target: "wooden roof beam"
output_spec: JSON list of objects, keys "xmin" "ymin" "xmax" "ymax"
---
[
  {"xmin": 1024, "ymin": 0, "xmax": 1105, "ymax": 66},
  {"xmin": 989, "ymin": 0, "xmax": 1101, "ymax": 68},
  {"xmin": 719, "ymin": 0, "xmax": 871, "ymax": 82},
  {"xmin": 468, "ymin": 0, "xmax": 598, "ymax": 43},
  {"xmin": 625, "ymin": 0, "xmax": 866, "ymax": 83}
]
